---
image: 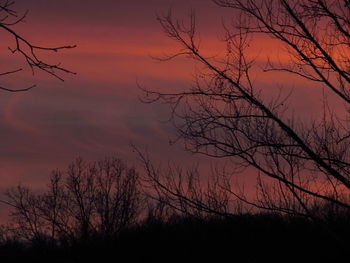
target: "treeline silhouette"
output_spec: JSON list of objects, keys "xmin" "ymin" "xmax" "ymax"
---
[
  {"xmin": 0, "ymin": 156, "xmax": 349, "ymax": 262},
  {"xmin": 0, "ymin": 212, "xmax": 349, "ymax": 262}
]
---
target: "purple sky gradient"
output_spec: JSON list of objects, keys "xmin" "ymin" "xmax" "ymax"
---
[
  {"xmin": 0, "ymin": 1, "xmax": 229, "ymax": 207},
  {"xmin": 0, "ymin": 0, "xmax": 339, "ymax": 221}
]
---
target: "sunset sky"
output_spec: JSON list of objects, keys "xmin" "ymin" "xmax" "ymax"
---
[
  {"xmin": 0, "ymin": 0, "xmax": 227, "ymax": 188},
  {"xmin": 0, "ymin": 0, "xmax": 335, "ymax": 220}
]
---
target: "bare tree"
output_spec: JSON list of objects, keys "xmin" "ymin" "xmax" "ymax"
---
[
  {"xmin": 0, "ymin": 0, "xmax": 75, "ymax": 92},
  {"xmin": 92, "ymin": 158, "xmax": 141, "ymax": 236},
  {"xmin": 2, "ymin": 157, "xmax": 142, "ymax": 243},
  {"xmin": 141, "ymin": 0, "xmax": 350, "ymax": 218},
  {"xmin": 135, "ymin": 147, "xmax": 245, "ymax": 220},
  {"xmin": 5, "ymin": 185, "xmax": 46, "ymax": 242}
]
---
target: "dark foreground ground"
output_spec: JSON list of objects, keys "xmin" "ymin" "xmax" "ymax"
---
[{"xmin": 1, "ymin": 213, "xmax": 349, "ymax": 263}]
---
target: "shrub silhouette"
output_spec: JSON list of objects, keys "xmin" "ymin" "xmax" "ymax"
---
[{"xmin": 1, "ymin": 212, "xmax": 348, "ymax": 263}]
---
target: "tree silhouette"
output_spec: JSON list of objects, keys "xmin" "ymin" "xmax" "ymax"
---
[
  {"xmin": 135, "ymin": 147, "xmax": 240, "ymax": 219},
  {"xmin": 0, "ymin": 0, "xmax": 75, "ymax": 92},
  {"xmin": 141, "ymin": 0, "xmax": 350, "ymax": 218},
  {"xmin": 2, "ymin": 157, "xmax": 141, "ymax": 243}
]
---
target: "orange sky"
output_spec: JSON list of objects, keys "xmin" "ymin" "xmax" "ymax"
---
[{"xmin": 0, "ymin": 0, "xmax": 343, "ymax": 221}]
